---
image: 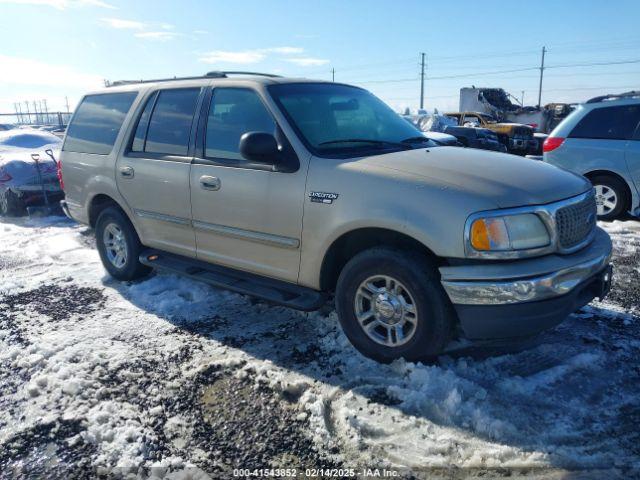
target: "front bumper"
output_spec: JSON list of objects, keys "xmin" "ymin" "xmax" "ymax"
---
[{"xmin": 440, "ymin": 227, "xmax": 613, "ymax": 340}]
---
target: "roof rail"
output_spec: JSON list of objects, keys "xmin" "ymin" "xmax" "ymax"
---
[
  {"xmin": 107, "ymin": 71, "xmax": 282, "ymax": 87},
  {"xmin": 205, "ymin": 71, "xmax": 282, "ymax": 78},
  {"xmin": 586, "ymin": 90, "xmax": 640, "ymax": 103}
]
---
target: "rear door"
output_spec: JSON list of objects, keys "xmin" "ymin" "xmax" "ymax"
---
[
  {"xmin": 189, "ymin": 86, "xmax": 306, "ymax": 282},
  {"xmin": 116, "ymin": 87, "xmax": 203, "ymax": 258}
]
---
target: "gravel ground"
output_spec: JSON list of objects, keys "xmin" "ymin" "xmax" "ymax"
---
[{"xmin": 0, "ymin": 216, "xmax": 638, "ymax": 479}]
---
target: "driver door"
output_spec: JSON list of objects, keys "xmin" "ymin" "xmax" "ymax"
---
[{"xmin": 189, "ymin": 87, "xmax": 307, "ymax": 282}]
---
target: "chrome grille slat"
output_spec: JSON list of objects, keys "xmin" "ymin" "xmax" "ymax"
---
[{"xmin": 555, "ymin": 191, "xmax": 597, "ymax": 251}]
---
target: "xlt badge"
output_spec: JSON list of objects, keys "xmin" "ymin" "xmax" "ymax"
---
[{"xmin": 309, "ymin": 192, "xmax": 339, "ymax": 204}]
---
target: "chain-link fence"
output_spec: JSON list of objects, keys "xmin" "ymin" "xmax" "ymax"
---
[{"xmin": 0, "ymin": 111, "xmax": 72, "ymax": 129}]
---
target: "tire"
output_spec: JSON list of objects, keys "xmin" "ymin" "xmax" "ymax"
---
[
  {"xmin": 590, "ymin": 174, "xmax": 628, "ymax": 221},
  {"xmin": 335, "ymin": 247, "xmax": 454, "ymax": 363},
  {"xmin": 0, "ymin": 189, "xmax": 26, "ymax": 217},
  {"xmin": 95, "ymin": 206, "xmax": 151, "ymax": 281}
]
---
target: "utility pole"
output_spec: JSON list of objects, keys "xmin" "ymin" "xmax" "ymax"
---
[
  {"xmin": 331, "ymin": 68, "xmax": 335, "ymax": 82},
  {"xmin": 65, "ymin": 96, "xmax": 70, "ymax": 113},
  {"xmin": 521, "ymin": 90, "xmax": 525, "ymax": 106},
  {"xmin": 537, "ymin": 46, "xmax": 546, "ymax": 108},
  {"xmin": 419, "ymin": 52, "xmax": 426, "ymax": 110}
]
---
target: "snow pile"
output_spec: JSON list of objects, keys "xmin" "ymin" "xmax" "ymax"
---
[
  {"xmin": 0, "ymin": 129, "xmax": 61, "ymax": 153},
  {"xmin": 0, "ymin": 216, "xmax": 638, "ymax": 477}
]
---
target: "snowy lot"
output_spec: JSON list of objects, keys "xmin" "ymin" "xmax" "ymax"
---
[{"xmin": 0, "ymin": 216, "xmax": 638, "ymax": 479}]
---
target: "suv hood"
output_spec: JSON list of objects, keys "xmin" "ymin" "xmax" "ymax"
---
[{"xmin": 360, "ymin": 147, "xmax": 591, "ymax": 209}]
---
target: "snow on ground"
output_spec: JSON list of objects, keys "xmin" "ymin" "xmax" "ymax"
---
[{"xmin": 0, "ymin": 216, "xmax": 638, "ymax": 478}]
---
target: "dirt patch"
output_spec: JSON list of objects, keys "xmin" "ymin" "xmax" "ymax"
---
[
  {"xmin": 0, "ymin": 284, "xmax": 105, "ymax": 323},
  {"xmin": 184, "ymin": 367, "xmax": 340, "ymax": 476},
  {"xmin": 0, "ymin": 419, "xmax": 97, "ymax": 478}
]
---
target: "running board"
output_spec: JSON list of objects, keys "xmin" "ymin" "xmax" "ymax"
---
[{"xmin": 139, "ymin": 249, "xmax": 327, "ymax": 311}]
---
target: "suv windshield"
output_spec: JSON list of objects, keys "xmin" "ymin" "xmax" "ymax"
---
[{"xmin": 268, "ymin": 83, "xmax": 436, "ymax": 157}]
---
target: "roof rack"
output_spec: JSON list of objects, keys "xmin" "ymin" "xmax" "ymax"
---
[
  {"xmin": 107, "ymin": 71, "xmax": 282, "ymax": 87},
  {"xmin": 586, "ymin": 90, "xmax": 640, "ymax": 103}
]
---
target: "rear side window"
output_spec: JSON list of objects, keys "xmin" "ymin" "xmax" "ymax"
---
[
  {"xmin": 63, "ymin": 92, "xmax": 137, "ymax": 155},
  {"xmin": 205, "ymin": 88, "xmax": 276, "ymax": 160},
  {"xmin": 131, "ymin": 91, "xmax": 158, "ymax": 152},
  {"xmin": 569, "ymin": 105, "xmax": 640, "ymax": 140},
  {"xmin": 143, "ymin": 88, "xmax": 200, "ymax": 156}
]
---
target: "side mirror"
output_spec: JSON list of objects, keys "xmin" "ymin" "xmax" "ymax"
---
[{"xmin": 239, "ymin": 132, "xmax": 280, "ymax": 164}]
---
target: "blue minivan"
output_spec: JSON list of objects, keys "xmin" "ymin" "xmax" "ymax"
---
[{"xmin": 543, "ymin": 92, "xmax": 640, "ymax": 220}]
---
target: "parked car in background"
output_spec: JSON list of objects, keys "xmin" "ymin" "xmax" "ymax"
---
[
  {"xmin": 401, "ymin": 115, "xmax": 460, "ymax": 146},
  {"xmin": 60, "ymin": 72, "xmax": 612, "ymax": 363},
  {"xmin": 446, "ymin": 111, "xmax": 537, "ymax": 155},
  {"xmin": 442, "ymin": 125, "xmax": 506, "ymax": 152},
  {"xmin": 404, "ymin": 112, "xmax": 502, "ymax": 151},
  {"xmin": 0, "ymin": 129, "xmax": 63, "ymax": 216},
  {"xmin": 543, "ymin": 91, "xmax": 640, "ymax": 220},
  {"xmin": 422, "ymin": 131, "xmax": 460, "ymax": 146}
]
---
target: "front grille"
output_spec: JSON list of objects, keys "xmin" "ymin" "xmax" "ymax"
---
[{"xmin": 555, "ymin": 191, "xmax": 597, "ymax": 251}]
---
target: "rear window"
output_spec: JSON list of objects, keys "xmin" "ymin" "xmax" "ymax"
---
[
  {"xmin": 569, "ymin": 104, "xmax": 640, "ymax": 140},
  {"xmin": 63, "ymin": 92, "xmax": 137, "ymax": 155},
  {"xmin": 143, "ymin": 88, "xmax": 200, "ymax": 156}
]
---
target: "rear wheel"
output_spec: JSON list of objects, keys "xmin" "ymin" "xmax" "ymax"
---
[
  {"xmin": 95, "ymin": 207, "xmax": 151, "ymax": 281},
  {"xmin": 335, "ymin": 247, "xmax": 454, "ymax": 363},
  {"xmin": 590, "ymin": 175, "xmax": 628, "ymax": 220},
  {"xmin": 0, "ymin": 189, "xmax": 26, "ymax": 217}
]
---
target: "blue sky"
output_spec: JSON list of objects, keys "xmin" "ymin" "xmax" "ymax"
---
[{"xmin": 0, "ymin": 0, "xmax": 639, "ymax": 114}]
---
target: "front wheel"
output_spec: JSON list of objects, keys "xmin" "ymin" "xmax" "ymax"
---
[
  {"xmin": 95, "ymin": 207, "xmax": 151, "ymax": 281},
  {"xmin": 335, "ymin": 247, "xmax": 454, "ymax": 363}
]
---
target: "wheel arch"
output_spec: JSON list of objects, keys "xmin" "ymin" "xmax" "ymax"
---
[
  {"xmin": 86, "ymin": 194, "xmax": 144, "ymax": 241},
  {"xmin": 319, "ymin": 227, "xmax": 442, "ymax": 292}
]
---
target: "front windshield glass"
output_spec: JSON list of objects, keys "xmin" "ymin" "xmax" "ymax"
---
[{"xmin": 268, "ymin": 83, "xmax": 436, "ymax": 157}]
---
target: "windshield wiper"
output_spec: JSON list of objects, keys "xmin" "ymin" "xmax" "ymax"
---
[
  {"xmin": 400, "ymin": 136, "xmax": 432, "ymax": 144},
  {"xmin": 318, "ymin": 138, "xmax": 411, "ymax": 149}
]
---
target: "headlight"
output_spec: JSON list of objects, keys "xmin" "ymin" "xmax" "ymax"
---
[{"xmin": 467, "ymin": 213, "xmax": 550, "ymax": 255}]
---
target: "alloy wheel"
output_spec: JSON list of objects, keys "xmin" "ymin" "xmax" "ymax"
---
[
  {"xmin": 594, "ymin": 184, "xmax": 618, "ymax": 216},
  {"xmin": 103, "ymin": 223, "xmax": 128, "ymax": 269},
  {"xmin": 354, "ymin": 274, "xmax": 419, "ymax": 347}
]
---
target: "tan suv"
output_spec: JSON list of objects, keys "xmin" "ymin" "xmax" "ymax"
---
[{"xmin": 60, "ymin": 72, "xmax": 613, "ymax": 362}]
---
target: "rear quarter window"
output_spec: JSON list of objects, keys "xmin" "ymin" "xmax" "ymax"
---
[
  {"xmin": 569, "ymin": 104, "xmax": 640, "ymax": 140},
  {"xmin": 63, "ymin": 92, "xmax": 138, "ymax": 155}
]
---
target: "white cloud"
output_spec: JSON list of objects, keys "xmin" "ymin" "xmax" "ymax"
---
[
  {"xmin": 135, "ymin": 31, "xmax": 179, "ymax": 41},
  {"xmin": 266, "ymin": 47, "xmax": 304, "ymax": 55},
  {"xmin": 0, "ymin": 55, "xmax": 104, "ymax": 89},
  {"xmin": 101, "ymin": 17, "xmax": 145, "ymax": 29},
  {"xmin": 284, "ymin": 57, "xmax": 330, "ymax": 67},
  {"xmin": 0, "ymin": 0, "xmax": 116, "ymax": 9},
  {"xmin": 197, "ymin": 47, "xmax": 323, "ymax": 65},
  {"xmin": 193, "ymin": 30, "xmax": 209, "ymax": 35},
  {"xmin": 101, "ymin": 17, "xmax": 180, "ymax": 41},
  {"xmin": 198, "ymin": 50, "xmax": 267, "ymax": 65}
]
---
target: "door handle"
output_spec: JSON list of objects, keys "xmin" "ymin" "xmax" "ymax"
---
[
  {"xmin": 119, "ymin": 166, "xmax": 134, "ymax": 178},
  {"xmin": 200, "ymin": 175, "xmax": 221, "ymax": 191}
]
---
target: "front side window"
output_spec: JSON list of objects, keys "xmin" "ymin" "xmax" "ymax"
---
[
  {"xmin": 63, "ymin": 92, "xmax": 137, "ymax": 155},
  {"xmin": 569, "ymin": 105, "xmax": 640, "ymax": 140},
  {"xmin": 144, "ymin": 88, "xmax": 200, "ymax": 156},
  {"xmin": 205, "ymin": 88, "xmax": 276, "ymax": 160},
  {"xmin": 268, "ymin": 83, "xmax": 434, "ymax": 157}
]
